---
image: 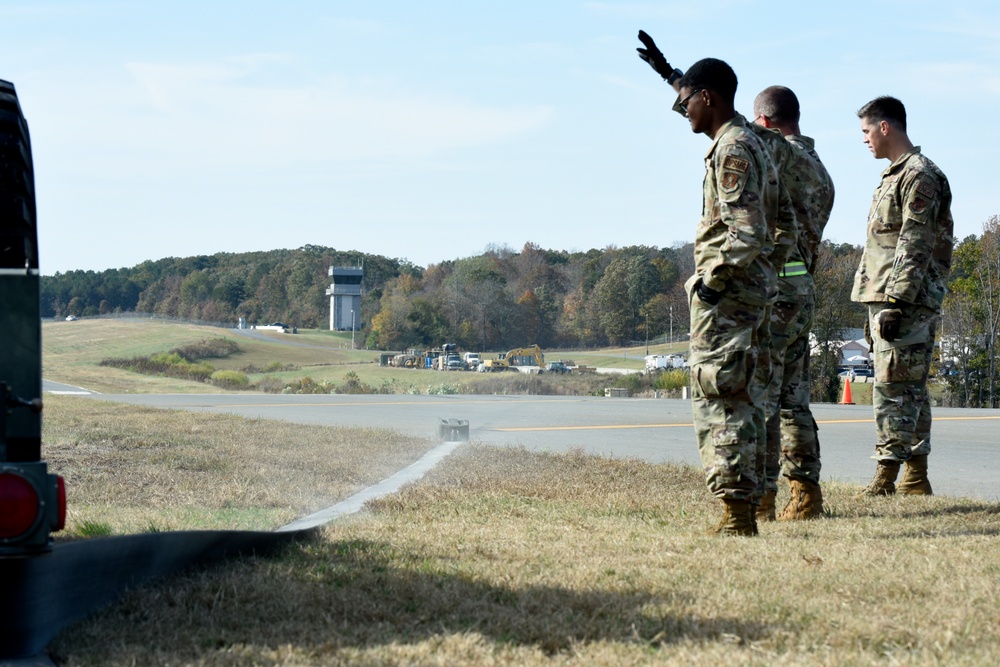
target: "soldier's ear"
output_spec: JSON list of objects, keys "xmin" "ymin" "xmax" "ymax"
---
[{"xmin": 879, "ymin": 120, "xmax": 890, "ymax": 135}]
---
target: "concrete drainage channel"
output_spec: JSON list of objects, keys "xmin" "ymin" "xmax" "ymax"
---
[
  {"xmin": 0, "ymin": 423, "xmax": 471, "ymax": 665},
  {"xmin": 279, "ymin": 422, "xmax": 469, "ymax": 532}
]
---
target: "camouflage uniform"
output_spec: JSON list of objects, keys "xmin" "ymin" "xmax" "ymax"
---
[
  {"xmin": 851, "ymin": 147, "xmax": 953, "ymax": 462},
  {"xmin": 763, "ymin": 135, "xmax": 835, "ymax": 489},
  {"xmin": 686, "ymin": 115, "xmax": 777, "ymax": 500},
  {"xmin": 745, "ymin": 123, "xmax": 800, "ymax": 496}
]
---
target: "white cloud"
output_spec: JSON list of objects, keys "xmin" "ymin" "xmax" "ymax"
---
[{"xmin": 31, "ymin": 55, "xmax": 555, "ymax": 174}]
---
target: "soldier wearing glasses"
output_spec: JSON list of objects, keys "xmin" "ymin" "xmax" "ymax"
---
[
  {"xmin": 642, "ymin": 54, "xmax": 779, "ymax": 536},
  {"xmin": 637, "ymin": 32, "xmax": 844, "ymax": 525},
  {"xmin": 853, "ymin": 96, "xmax": 953, "ymax": 496}
]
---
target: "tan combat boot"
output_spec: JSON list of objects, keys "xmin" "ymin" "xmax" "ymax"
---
[
  {"xmin": 710, "ymin": 499, "xmax": 758, "ymax": 536},
  {"xmin": 857, "ymin": 461, "xmax": 901, "ymax": 497},
  {"xmin": 777, "ymin": 479, "xmax": 824, "ymax": 520},
  {"xmin": 897, "ymin": 455, "xmax": 933, "ymax": 495},
  {"xmin": 756, "ymin": 490, "xmax": 777, "ymax": 522}
]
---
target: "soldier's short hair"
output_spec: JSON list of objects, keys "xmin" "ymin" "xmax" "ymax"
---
[
  {"xmin": 857, "ymin": 96, "xmax": 907, "ymax": 132},
  {"xmin": 754, "ymin": 85, "xmax": 800, "ymax": 125},
  {"xmin": 679, "ymin": 58, "xmax": 738, "ymax": 104}
]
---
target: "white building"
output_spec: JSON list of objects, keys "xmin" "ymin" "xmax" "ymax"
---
[
  {"xmin": 809, "ymin": 327, "xmax": 871, "ymax": 366},
  {"xmin": 326, "ymin": 266, "xmax": 363, "ymax": 331}
]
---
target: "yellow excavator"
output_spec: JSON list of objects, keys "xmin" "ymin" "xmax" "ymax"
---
[{"xmin": 481, "ymin": 345, "xmax": 545, "ymax": 372}]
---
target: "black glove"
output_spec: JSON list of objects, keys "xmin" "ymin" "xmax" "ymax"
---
[
  {"xmin": 636, "ymin": 30, "xmax": 682, "ymax": 83},
  {"xmin": 697, "ymin": 280, "xmax": 722, "ymax": 306},
  {"xmin": 877, "ymin": 307, "xmax": 903, "ymax": 342}
]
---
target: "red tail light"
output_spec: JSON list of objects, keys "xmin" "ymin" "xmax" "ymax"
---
[{"xmin": 0, "ymin": 472, "xmax": 40, "ymax": 538}]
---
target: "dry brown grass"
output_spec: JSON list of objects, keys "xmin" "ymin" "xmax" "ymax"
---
[
  {"xmin": 43, "ymin": 395, "xmax": 438, "ymax": 534},
  {"xmin": 47, "ymin": 403, "xmax": 1000, "ymax": 666}
]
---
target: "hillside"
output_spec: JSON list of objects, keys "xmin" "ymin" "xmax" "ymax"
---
[
  {"xmin": 42, "ymin": 319, "xmax": 705, "ymax": 398},
  {"xmin": 40, "ymin": 241, "xmax": 874, "ymax": 403}
]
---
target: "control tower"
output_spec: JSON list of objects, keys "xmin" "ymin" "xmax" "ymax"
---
[{"xmin": 326, "ymin": 266, "xmax": 363, "ymax": 331}]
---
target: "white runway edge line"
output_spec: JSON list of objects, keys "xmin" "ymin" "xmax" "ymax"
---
[{"xmin": 276, "ymin": 439, "xmax": 467, "ymax": 532}]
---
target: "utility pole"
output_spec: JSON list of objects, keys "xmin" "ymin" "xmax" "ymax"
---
[
  {"xmin": 645, "ymin": 312, "xmax": 649, "ymax": 356},
  {"xmin": 351, "ymin": 309, "xmax": 355, "ymax": 350}
]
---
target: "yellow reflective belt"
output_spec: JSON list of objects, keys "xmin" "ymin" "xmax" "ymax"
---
[{"xmin": 780, "ymin": 261, "xmax": 808, "ymax": 277}]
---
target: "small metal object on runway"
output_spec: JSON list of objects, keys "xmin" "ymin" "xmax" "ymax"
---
[
  {"xmin": 438, "ymin": 418, "xmax": 469, "ymax": 442},
  {"xmin": 278, "ymin": 438, "xmax": 467, "ymax": 532}
]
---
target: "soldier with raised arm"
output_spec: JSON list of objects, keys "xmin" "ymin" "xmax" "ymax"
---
[
  {"xmin": 641, "ymin": 55, "xmax": 777, "ymax": 535},
  {"xmin": 637, "ymin": 32, "xmax": 798, "ymax": 522}
]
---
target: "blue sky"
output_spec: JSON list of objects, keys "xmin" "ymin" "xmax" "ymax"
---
[{"xmin": 3, "ymin": 1, "xmax": 997, "ymax": 275}]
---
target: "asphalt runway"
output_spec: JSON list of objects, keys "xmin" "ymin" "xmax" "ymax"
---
[{"xmin": 47, "ymin": 386, "xmax": 1000, "ymax": 502}]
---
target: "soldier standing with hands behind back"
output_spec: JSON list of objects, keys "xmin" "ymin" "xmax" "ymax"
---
[{"xmin": 853, "ymin": 96, "xmax": 953, "ymax": 496}]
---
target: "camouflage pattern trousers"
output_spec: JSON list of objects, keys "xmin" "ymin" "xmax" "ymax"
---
[
  {"xmin": 867, "ymin": 302, "xmax": 939, "ymax": 462},
  {"xmin": 688, "ymin": 287, "xmax": 765, "ymax": 501},
  {"xmin": 763, "ymin": 294, "xmax": 821, "ymax": 490},
  {"xmin": 748, "ymin": 303, "xmax": 772, "ymax": 499}
]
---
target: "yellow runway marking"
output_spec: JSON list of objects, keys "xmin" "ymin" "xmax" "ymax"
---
[
  {"xmin": 198, "ymin": 401, "xmax": 1000, "ymax": 432},
  {"xmin": 494, "ymin": 414, "xmax": 1000, "ymax": 432},
  {"xmin": 209, "ymin": 398, "xmax": 579, "ymax": 409},
  {"xmin": 497, "ymin": 423, "xmax": 691, "ymax": 432}
]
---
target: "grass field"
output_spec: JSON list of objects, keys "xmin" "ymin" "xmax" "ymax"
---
[
  {"xmin": 42, "ymin": 319, "xmax": 376, "ymax": 393},
  {"xmin": 44, "ymin": 318, "xmax": 878, "ymax": 407},
  {"xmin": 41, "ymin": 318, "xmax": 688, "ymax": 398},
  {"xmin": 43, "ymin": 396, "xmax": 1000, "ymax": 666},
  {"xmin": 31, "ymin": 320, "xmax": 994, "ymax": 664}
]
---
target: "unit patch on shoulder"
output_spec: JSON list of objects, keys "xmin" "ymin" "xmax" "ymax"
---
[
  {"xmin": 721, "ymin": 171, "xmax": 742, "ymax": 191},
  {"xmin": 722, "ymin": 155, "xmax": 750, "ymax": 173},
  {"xmin": 910, "ymin": 197, "xmax": 927, "ymax": 214},
  {"xmin": 916, "ymin": 180, "xmax": 936, "ymax": 198}
]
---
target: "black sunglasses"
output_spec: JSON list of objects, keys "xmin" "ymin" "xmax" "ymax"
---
[{"xmin": 679, "ymin": 88, "xmax": 704, "ymax": 114}]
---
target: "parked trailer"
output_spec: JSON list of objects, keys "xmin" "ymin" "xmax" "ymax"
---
[{"xmin": 645, "ymin": 354, "xmax": 687, "ymax": 373}]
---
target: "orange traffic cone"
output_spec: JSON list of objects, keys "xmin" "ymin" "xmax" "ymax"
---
[{"xmin": 839, "ymin": 378, "xmax": 854, "ymax": 405}]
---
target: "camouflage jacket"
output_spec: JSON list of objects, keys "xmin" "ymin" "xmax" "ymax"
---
[
  {"xmin": 777, "ymin": 135, "xmax": 835, "ymax": 297},
  {"xmin": 673, "ymin": 102, "xmax": 790, "ymax": 279},
  {"xmin": 851, "ymin": 147, "xmax": 953, "ymax": 308},
  {"xmin": 746, "ymin": 123, "xmax": 799, "ymax": 272},
  {"xmin": 695, "ymin": 115, "xmax": 776, "ymax": 307}
]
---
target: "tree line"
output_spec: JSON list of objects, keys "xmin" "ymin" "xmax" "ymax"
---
[
  {"xmin": 939, "ymin": 215, "xmax": 1000, "ymax": 408},
  {"xmin": 39, "ymin": 240, "xmax": 866, "ymax": 358},
  {"xmin": 42, "ymin": 245, "xmax": 409, "ymax": 328},
  {"xmin": 40, "ymin": 220, "xmax": 1000, "ymax": 407}
]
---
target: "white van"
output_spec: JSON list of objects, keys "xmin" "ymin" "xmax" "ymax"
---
[{"xmin": 463, "ymin": 352, "xmax": 481, "ymax": 370}]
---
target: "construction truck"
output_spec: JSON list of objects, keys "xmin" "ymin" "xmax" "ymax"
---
[
  {"xmin": 391, "ymin": 344, "xmax": 465, "ymax": 371},
  {"xmin": 390, "ymin": 346, "xmax": 432, "ymax": 368},
  {"xmin": 391, "ymin": 352, "xmax": 425, "ymax": 368},
  {"xmin": 462, "ymin": 352, "xmax": 481, "ymax": 370},
  {"xmin": 481, "ymin": 345, "xmax": 545, "ymax": 373},
  {"xmin": 433, "ymin": 344, "xmax": 464, "ymax": 371}
]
